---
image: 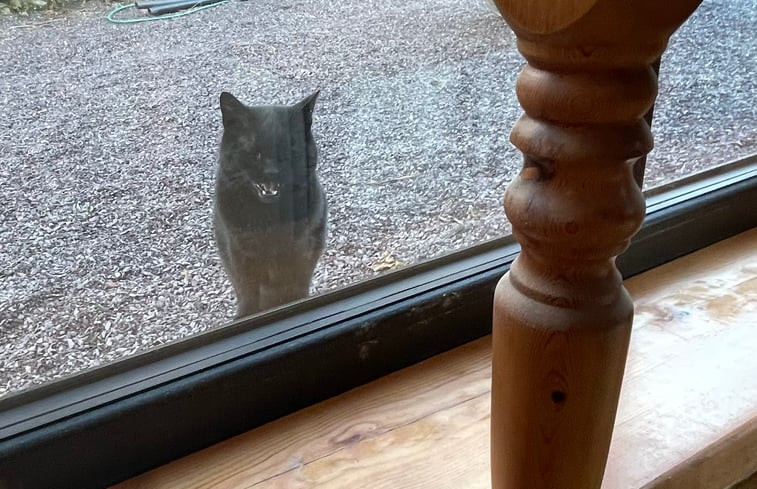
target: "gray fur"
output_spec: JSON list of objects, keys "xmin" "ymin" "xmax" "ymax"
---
[{"xmin": 213, "ymin": 91, "xmax": 327, "ymax": 318}]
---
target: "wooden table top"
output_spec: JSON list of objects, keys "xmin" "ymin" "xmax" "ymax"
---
[{"xmin": 115, "ymin": 228, "xmax": 757, "ymax": 489}]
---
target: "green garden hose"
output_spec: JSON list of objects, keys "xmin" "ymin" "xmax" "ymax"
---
[{"xmin": 106, "ymin": 0, "xmax": 229, "ymax": 23}]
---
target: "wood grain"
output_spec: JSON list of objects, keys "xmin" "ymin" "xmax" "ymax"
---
[
  {"xmin": 488, "ymin": 0, "xmax": 702, "ymax": 487},
  {"xmin": 113, "ymin": 338, "xmax": 494, "ymax": 489},
  {"xmin": 732, "ymin": 469, "xmax": 757, "ymax": 489},
  {"xmin": 605, "ymin": 228, "xmax": 757, "ymax": 489},
  {"xmin": 640, "ymin": 416, "xmax": 757, "ymax": 489},
  {"xmin": 114, "ymin": 228, "xmax": 757, "ymax": 489}
]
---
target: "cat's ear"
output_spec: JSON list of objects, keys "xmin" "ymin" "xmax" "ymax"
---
[
  {"xmin": 295, "ymin": 90, "xmax": 319, "ymax": 131},
  {"xmin": 220, "ymin": 92, "xmax": 246, "ymax": 128}
]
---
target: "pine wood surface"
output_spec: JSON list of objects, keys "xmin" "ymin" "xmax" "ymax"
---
[
  {"xmin": 114, "ymin": 228, "xmax": 757, "ymax": 489},
  {"xmin": 487, "ymin": 1, "xmax": 701, "ymax": 485},
  {"xmin": 733, "ymin": 468, "xmax": 757, "ymax": 489}
]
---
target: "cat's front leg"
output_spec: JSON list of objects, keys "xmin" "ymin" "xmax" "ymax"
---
[{"xmin": 235, "ymin": 290, "xmax": 262, "ymax": 319}]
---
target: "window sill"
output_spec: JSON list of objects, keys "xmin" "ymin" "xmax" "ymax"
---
[
  {"xmin": 113, "ymin": 228, "xmax": 757, "ymax": 489},
  {"xmin": 2, "ymin": 157, "xmax": 754, "ymax": 489}
]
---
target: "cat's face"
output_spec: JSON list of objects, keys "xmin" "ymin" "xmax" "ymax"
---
[{"xmin": 219, "ymin": 91, "xmax": 318, "ymax": 204}]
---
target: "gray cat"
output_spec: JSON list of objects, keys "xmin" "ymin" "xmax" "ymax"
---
[{"xmin": 213, "ymin": 91, "xmax": 327, "ymax": 318}]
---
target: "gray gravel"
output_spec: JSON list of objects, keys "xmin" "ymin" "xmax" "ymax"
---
[{"xmin": 0, "ymin": 0, "xmax": 755, "ymax": 397}]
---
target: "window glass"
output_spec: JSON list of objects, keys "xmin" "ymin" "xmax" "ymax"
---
[
  {"xmin": 646, "ymin": 0, "xmax": 756, "ymax": 188},
  {"xmin": 0, "ymin": 0, "xmax": 520, "ymax": 397},
  {"xmin": 0, "ymin": 0, "xmax": 753, "ymax": 398}
]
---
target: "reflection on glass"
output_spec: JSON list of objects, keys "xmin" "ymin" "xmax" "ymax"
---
[{"xmin": 0, "ymin": 0, "xmax": 753, "ymax": 398}]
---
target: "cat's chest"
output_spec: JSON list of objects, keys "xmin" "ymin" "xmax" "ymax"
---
[
  {"xmin": 215, "ymin": 193, "xmax": 315, "ymax": 238},
  {"xmin": 220, "ymin": 220, "xmax": 316, "ymax": 261}
]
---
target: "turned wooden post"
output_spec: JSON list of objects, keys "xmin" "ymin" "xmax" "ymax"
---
[{"xmin": 489, "ymin": 1, "xmax": 701, "ymax": 488}]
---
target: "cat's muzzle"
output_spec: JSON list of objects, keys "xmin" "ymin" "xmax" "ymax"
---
[{"xmin": 253, "ymin": 182, "xmax": 280, "ymax": 203}]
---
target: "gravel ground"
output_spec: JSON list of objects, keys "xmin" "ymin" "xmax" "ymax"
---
[{"xmin": 0, "ymin": 0, "xmax": 755, "ymax": 397}]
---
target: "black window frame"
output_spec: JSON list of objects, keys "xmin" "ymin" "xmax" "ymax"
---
[{"xmin": 1, "ymin": 155, "xmax": 755, "ymax": 489}]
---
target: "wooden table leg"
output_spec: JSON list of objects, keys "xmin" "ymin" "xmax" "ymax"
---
[{"xmin": 489, "ymin": 1, "xmax": 702, "ymax": 488}]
